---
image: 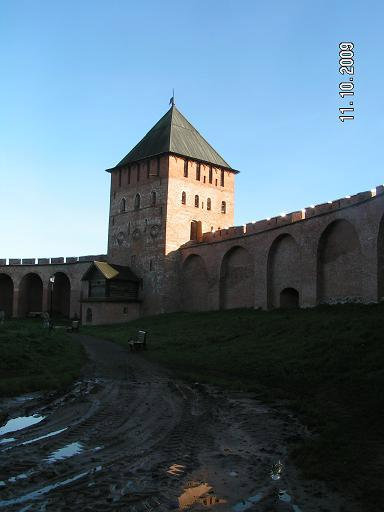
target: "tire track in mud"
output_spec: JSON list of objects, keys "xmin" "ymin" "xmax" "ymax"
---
[{"xmin": 0, "ymin": 335, "xmax": 361, "ymax": 512}]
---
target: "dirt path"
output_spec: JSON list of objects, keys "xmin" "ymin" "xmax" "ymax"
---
[{"xmin": 0, "ymin": 335, "xmax": 359, "ymax": 511}]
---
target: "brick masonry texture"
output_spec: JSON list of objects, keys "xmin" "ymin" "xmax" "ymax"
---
[{"xmin": 1, "ymin": 124, "xmax": 384, "ymax": 322}]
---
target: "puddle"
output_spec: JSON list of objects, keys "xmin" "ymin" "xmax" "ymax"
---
[
  {"xmin": 0, "ymin": 466, "xmax": 102, "ymax": 508},
  {"xmin": 178, "ymin": 482, "xmax": 226, "ymax": 509},
  {"xmin": 22, "ymin": 427, "xmax": 67, "ymax": 446},
  {"xmin": 7, "ymin": 469, "xmax": 35, "ymax": 484},
  {"xmin": 232, "ymin": 494, "xmax": 263, "ymax": 512},
  {"xmin": 0, "ymin": 468, "xmax": 92, "ymax": 508},
  {"xmin": 0, "ymin": 437, "xmax": 15, "ymax": 445},
  {"xmin": 46, "ymin": 441, "xmax": 83, "ymax": 463},
  {"xmin": 0, "ymin": 415, "xmax": 45, "ymax": 436},
  {"xmin": 278, "ymin": 489, "xmax": 292, "ymax": 503}
]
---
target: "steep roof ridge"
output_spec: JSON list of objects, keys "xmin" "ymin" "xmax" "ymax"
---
[
  {"xmin": 106, "ymin": 105, "xmax": 236, "ymax": 171},
  {"xmin": 172, "ymin": 107, "xmax": 230, "ymax": 168}
]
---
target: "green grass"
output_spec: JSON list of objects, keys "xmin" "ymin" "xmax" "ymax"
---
[
  {"xmin": 84, "ymin": 303, "xmax": 384, "ymax": 509},
  {"xmin": 0, "ymin": 319, "xmax": 86, "ymax": 396}
]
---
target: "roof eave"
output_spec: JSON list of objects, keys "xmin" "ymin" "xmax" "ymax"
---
[{"xmin": 105, "ymin": 151, "xmax": 240, "ymax": 174}]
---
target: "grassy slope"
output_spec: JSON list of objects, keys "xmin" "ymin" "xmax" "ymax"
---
[
  {"xmin": 0, "ymin": 319, "xmax": 86, "ymax": 396},
  {"xmin": 84, "ymin": 304, "xmax": 384, "ymax": 508}
]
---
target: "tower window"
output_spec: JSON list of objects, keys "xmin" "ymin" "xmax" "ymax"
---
[
  {"xmin": 195, "ymin": 195, "xmax": 199, "ymax": 208},
  {"xmin": 118, "ymin": 169, "xmax": 122, "ymax": 187},
  {"xmin": 137, "ymin": 163, "xmax": 140, "ymax": 182},
  {"xmin": 147, "ymin": 160, "xmax": 150, "ymax": 178},
  {"xmin": 207, "ymin": 198, "xmax": 211, "ymax": 210},
  {"xmin": 215, "ymin": 179, "xmax": 218, "ymax": 186},
  {"xmin": 209, "ymin": 166, "xmax": 213, "ymax": 184},
  {"xmin": 181, "ymin": 191, "xmax": 186, "ymax": 205},
  {"xmin": 203, "ymin": 176, "xmax": 206, "ymax": 183},
  {"xmin": 196, "ymin": 163, "xmax": 201, "ymax": 181},
  {"xmin": 151, "ymin": 191, "xmax": 157, "ymax": 206},
  {"xmin": 128, "ymin": 165, "xmax": 131, "ymax": 184},
  {"xmin": 184, "ymin": 159, "xmax": 188, "ymax": 177},
  {"xmin": 221, "ymin": 201, "xmax": 226, "ymax": 214},
  {"xmin": 134, "ymin": 193, "xmax": 141, "ymax": 210},
  {"xmin": 157, "ymin": 156, "xmax": 160, "ymax": 176},
  {"xmin": 120, "ymin": 198, "xmax": 126, "ymax": 213},
  {"xmin": 220, "ymin": 169, "xmax": 225, "ymax": 187}
]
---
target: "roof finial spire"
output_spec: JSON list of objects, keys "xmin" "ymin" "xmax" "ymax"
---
[{"xmin": 169, "ymin": 88, "xmax": 175, "ymax": 107}]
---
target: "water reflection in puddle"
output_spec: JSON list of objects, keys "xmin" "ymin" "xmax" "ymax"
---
[
  {"xmin": 0, "ymin": 437, "xmax": 15, "ymax": 445},
  {"xmin": 46, "ymin": 441, "xmax": 83, "ymax": 463},
  {"xmin": 232, "ymin": 494, "xmax": 263, "ymax": 512},
  {"xmin": 270, "ymin": 460, "xmax": 284, "ymax": 480},
  {"xmin": 167, "ymin": 463, "xmax": 185, "ymax": 476},
  {"xmin": 0, "ymin": 415, "xmax": 45, "ymax": 436},
  {"xmin": 178, "ymin": 482, "xmax": 226, "ymax": 509},
  {"xmin": 22, "ymin": 427, "xmax": 67, "ymax": 446},
  {"xmin": 0, "ymin": 466, "xmax": 102, "ymax": 508}
]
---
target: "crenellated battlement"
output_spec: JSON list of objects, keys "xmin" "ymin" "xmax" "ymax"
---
[
  {"xmin": 0, "ymin": 254, "xmax": 107, "ymax": 267},
  {"xmin": 196, "ymin": 185, "xmax": 384, "ymax": 245}
]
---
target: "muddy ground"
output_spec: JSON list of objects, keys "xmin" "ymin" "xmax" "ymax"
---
[{"xmin": 0, "ymin": 335, "xmax": 361, "ymax": 511}]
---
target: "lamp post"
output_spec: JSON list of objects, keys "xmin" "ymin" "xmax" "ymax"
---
[{"xmin": 49, "ymin": 275, "xmax": 55, "ymax": 329}]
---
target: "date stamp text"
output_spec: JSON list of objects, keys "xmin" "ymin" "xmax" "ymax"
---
[{"xmin": 339, "ymin": 42, "xmax": 355, "ymax": 122}]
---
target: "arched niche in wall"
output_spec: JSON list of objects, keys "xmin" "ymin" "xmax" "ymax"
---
[
  {"xmin": 317, "ymin": 219, "xmax": 362, "ymax": 304},
  {"xmin": 220, "ymin": 246, "xmax": 254, "ymax": 310},
  {"xmin": 0, "ymin": 274, "xmax": 14, "ymax": 317},
  {"xmin": 181, "ymin": 254, "xmax": 209, "ymax": 311},
  {"xmin": 18, "ymin": 273, "xmax": 43, "ymax": 316},
  {"xmin": 377, "ymin": 215, "xmax": 384, "ymax": 301},
  {"xmin": 280, "ymin": 287, "xmax": 299, "ymax": 308},
  {"xmin": 51, "ymin": 272, "xmax": 71, "ymax": 318},
  {"xmin": 267, "ymin": 234, "xmax": 301, "ymax": 309}
]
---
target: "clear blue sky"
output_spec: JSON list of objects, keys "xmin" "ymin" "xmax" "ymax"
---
[{"xmin": 1, "ymin": 0, "xmax": 383, "ymax": 258}]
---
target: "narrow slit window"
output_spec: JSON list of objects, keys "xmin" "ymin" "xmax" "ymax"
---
[
  {"xmin": 196, "ymin": 163, "xmax": 201, "ymax": 181},
  {"xmin": 182, "ymin": 191, "xmax": 186, "ymax": 205},
  {"xmin": 220, "ymin": 169, "xmax": 225, "ymax": 187},
  {"xmin": 184, "ymin": 159, "xmax": 188, "ymax": 177},
  {"xmin": 209, "ymin": 166, "xmax": 213, "ymax": 184},
  {"xmin": 120, "ymin": 198, "xmax": 126, "ymax": 213},
  {"xmin": 195, "ymin": 195, "xmax": 199, "ymax": 207},
  {"xmin": 147, "ymin": 160, "xmax": 150, "ymax": 178},
  {"xmin": 134, "ymin": 193, "xmax": 141, "ymax": 210},
  {"xmin": 151, "ymin": 191, "xmax": 156, "ymax": 206},
  {"xmin": 207, "ymin": 198, "xmax": 211, "ymax": 210},
  {"xmin": 221, "ymin": 201, "xmax": 226, "ymax": 214}
]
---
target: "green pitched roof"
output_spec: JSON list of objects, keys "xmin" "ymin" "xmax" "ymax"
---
[{"xmin": 108, "ymin": 106, "xmax": 234, "ymax": 170}]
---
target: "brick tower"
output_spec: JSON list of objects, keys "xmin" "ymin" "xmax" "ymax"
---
[{"xmin": 106, "ymin": 104, "xmax": 238, "ymax": 314}]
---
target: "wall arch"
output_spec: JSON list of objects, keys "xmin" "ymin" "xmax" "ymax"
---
[
  {"xmin": 0, "ymin": 274, "xmax": 14, "ymax": 317},
  {"xmin": 18, "ymin": 273, "xmax": 43, "ymax": 316},
  {"xmin": 51, "ymin": 272, "xmax": 71, "ymax": 317},
  {"xmin": 181, "ymin": 254, "xmax": 209, "ymax": 311},
  {"xmin": 280, "ymin": 287, "xmax": 299, "ymax": 308},
  {"xmin": 268, "ymin": 234, "xmax": 301, "ymax": 309},
  {"xmin": 317, "ymin": 219, "xmax": 362, "ymax": 304},
  {"xmin": 220, "ymin": 246, "xmax": 254, "ymax": 309},
  {"xmin": 378, "ymin": 215, "xmax": 384, "ymax": 300}
]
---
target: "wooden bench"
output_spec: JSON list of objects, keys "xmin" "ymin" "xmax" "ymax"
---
[{"xmin": 128, "ymin": 330, "xmax": 147, "ymax": 351}]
